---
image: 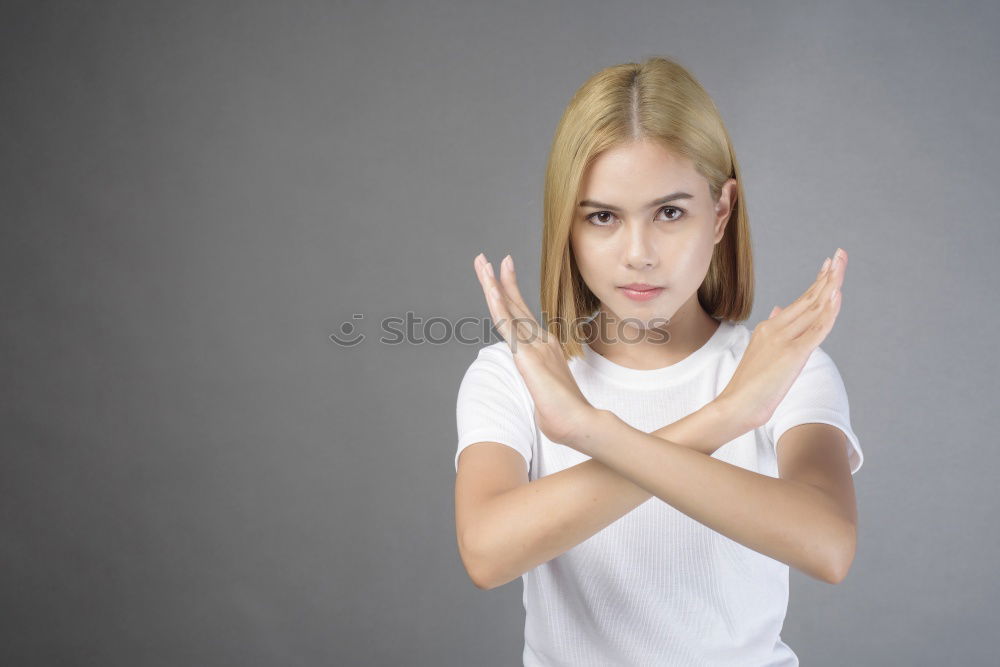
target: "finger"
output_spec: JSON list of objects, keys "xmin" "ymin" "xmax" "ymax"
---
[
  {"xmin": 490, "ymin": 289, "xmax": 522, "ymax": 350},
  {"xmin": 795, "ymin": 282, "xmax": 842, "ymax": 347},
  {"xmin": 772, "ymin": 255, "xmax": 833, "ymax": 325},
  {"xmin": 477, "ymin": 255, "xmax": 536, "ymax": 344},
  {"xmin": 475, "ymin": 253, "xmax": 505, "ymax": 303},
  {"xmin": 477, "ymin": 254, "xmax": 534, "ymax": 348},
  {"xmin": 787, "ymin": 252, "xmax": 847, "ymax": 340},
  {"xmin": 495, "ymin": 255, "xmax": 530, "ymax": 320},
  {"xmin": 474, "ymin": 253, "xmax": 500, "ymax": 318},
  {"xmin": 483, "ymin": 271, "xmax": 518, "ymax": 347},
  {"xmin": 773, "ymin": 248, "xmax": 847, "ymax": 329},
  {"xmin": 474, "ymin": 254, "xmax": 505, "ymax": 334},
  {"xmin": 828, "ymin": 248, "xmax": 847, "ymax": 293},
  {"xmin": 499, "ymin": 255, "xmax": 546, "ymax": 342},
  {"xmin": 816, "ymin": 249, "xmax": 847, "ymax": 297}
]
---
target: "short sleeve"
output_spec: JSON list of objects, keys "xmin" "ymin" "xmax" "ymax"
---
[
  {"xmin": 762, "ymin": 346, "xmax": 864, "ymax": 475},
  {"xmin": 454, "ymin": 343, "xmax": 536, "ymax": 474}
]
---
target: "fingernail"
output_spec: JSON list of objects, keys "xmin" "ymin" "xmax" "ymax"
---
[
  {"xmin": 486, "ymin": 262, "xmax": 494, "ymax": 277},
  {"xmin": 821, "ymin": 257, "xmax": 831, "ymax": 273},
  {"xmin": 830, "ymin": 287, "xmax": 839, "ymax": 302},
  {"xmin": 505, "ymin": 255, "xmax": 513, "ymax": 271}
]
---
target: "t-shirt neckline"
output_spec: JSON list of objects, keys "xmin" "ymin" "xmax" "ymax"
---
[{"xmin": 580, "ymin": 319, "xmax": 737, "ymax": 388}]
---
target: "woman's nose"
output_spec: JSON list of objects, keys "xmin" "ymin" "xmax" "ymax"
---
[{"xmin": 623, "ymin": 221, "xmax": 657, "ymax": 270}]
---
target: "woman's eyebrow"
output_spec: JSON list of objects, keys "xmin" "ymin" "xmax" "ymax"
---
[{"xmin": 578, "ymin": 192, "xmax": 693, "ymax": 211}]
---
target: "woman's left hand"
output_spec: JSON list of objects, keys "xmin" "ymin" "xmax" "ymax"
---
[
  {"xmin": 716, "ymin": 248, "xmax": 848, "ymax": 432},
  {"xmin": 474, "ymin": 252, "xmax": 596, "ymax": 447}
]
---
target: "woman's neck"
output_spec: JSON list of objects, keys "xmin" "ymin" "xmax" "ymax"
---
[{"xmin": 586, "ymin": 300, "xmax": 721, "ymax": 371}]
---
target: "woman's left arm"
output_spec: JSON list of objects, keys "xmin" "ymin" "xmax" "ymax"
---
[{"xmin": 568, "ymin": 403, "xmax": 857, "ymax": 584}]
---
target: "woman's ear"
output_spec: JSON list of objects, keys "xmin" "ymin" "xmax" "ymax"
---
[{"xmin": 713, "ymin": 178, "xmax": 738, "ymax": 243}]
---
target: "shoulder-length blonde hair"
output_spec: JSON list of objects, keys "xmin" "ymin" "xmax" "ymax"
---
[{"xmin": 540, "ymin": 56, "xmax": 754, "ymax": 359}]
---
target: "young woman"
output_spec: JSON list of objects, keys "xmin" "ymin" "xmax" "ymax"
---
[{"xmin": 453, "ymin": 56, "xmax": 862, "ymax": 667}]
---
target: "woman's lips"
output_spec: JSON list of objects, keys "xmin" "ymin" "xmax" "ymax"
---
[{"xmin": 618, "ymin": 286, "xmax": 665, "ymax": 301}]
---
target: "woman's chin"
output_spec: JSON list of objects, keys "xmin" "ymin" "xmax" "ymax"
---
[
  {"xmin": 618, "ymin": 301, "xmax": 673, "ymax": 321},
  {"xmin": 615, "ymin": 309, "xmax": 675, "ymax": 332},
  {"xmin": 599, "ymin": 297, "xmax": 675, "ymax": 328}
]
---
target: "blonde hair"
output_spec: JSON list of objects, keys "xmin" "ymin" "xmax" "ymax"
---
[{"xmin": 540, "ymin": 56, "xmax": 754, "ymax": 359}]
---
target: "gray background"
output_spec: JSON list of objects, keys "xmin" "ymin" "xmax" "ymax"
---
[{"xmin": 2, "ymin": 0, "xmax": 997, "ymax": 665}]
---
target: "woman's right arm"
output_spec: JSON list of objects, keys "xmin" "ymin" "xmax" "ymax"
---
[{"xmin": 455, "ymin": 398, "xmax": 748, "ymax": 590}]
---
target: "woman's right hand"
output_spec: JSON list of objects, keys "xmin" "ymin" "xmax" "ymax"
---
[
  {"xmin": 716, "ymin": 248, "xmax": 849, "ymax": 432},
  {"xmin": 473, "ymin": 253, "xmax": 597, "ymax": 448}
]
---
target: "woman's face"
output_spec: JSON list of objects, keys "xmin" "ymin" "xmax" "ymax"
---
[{"xmin": 570, "ymin": 139, "xmax": 737, "ymax": 332}]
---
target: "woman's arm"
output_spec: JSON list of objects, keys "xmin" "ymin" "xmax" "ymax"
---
[
  {"xmin": 461, "ymin": 399, "xmax": 745, "ymax": 590},
  {"xmin": 464, "ymin": 250, "xmax": 851, "ymax": 588},
  {"xmin": 568, "ymin": 406, "xmax": 855, "ymax": 585}
]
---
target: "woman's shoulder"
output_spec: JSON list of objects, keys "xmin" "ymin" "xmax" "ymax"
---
[
  {"xmin": 461, "ymin": 342, "xmax": 525, "ymax": 386},
  {"xmin": 719, "ymin": 319, "xmax": 752, "ymax": 349},
  {"xmin": 457, "ymin": 342, "xmax": 535, "ymax": 409},
  {"xmin": 469, "ymin": 340, "xmax": 516, "ymax": 366}
]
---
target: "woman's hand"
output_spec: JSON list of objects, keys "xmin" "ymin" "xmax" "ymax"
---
[
  {"xmin": 474, "ymin": 252, "xmax": 597, "ymax": 447},
  {"xmin": 716, "ymin": 248, "xmax": 849, "ymax": 432}
]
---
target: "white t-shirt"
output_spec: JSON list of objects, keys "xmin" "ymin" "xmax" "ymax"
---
[{"xmin": 454, "ymin": 318, "xmax": 863, "ymax": 667}]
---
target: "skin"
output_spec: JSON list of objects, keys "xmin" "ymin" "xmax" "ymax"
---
[
  {"xmin": 455, "ymin": 140, "xmax": 857, "ymax": 590},
  {"xmin": 571, "ymin": 139, "xmax": 737, "ymax": 369}
]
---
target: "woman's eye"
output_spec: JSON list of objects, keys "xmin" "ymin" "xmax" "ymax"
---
[
  {"xmin": 657, "ymin": 206, "xmax": 685, "ymax": 222},
  {"xmin": 586, "ymin": 211, "xmax": 616, "ymax": 226},
  {"xmin": 585, "ymin": 206, "xmax": 685, "ymax": 226}
]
